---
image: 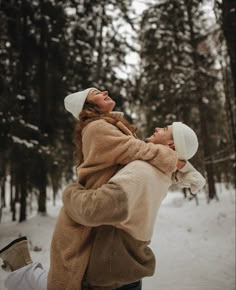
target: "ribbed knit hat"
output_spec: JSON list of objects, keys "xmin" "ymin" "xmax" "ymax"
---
[
  {"xmin": 64, "ymin": 88, "xmax": 97, "ymax": 119},
  {"xmin": 172, "ymin": 122, "xmax": 198, "ymax": 160}
]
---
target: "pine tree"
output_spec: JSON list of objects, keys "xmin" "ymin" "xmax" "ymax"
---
[
  {"xmin": 221, "ymin": 0, "xmax": 236, "ymax": 189},
  {"xmin": 138, "ymin": 0, "xmax": 233, "ymax": 199},
  {"xmin": 0, "ymin": 0, "xmax": 73, "ymax": 220},
  {"xmin": 0, "ymin": 0, "xmax": 137, "ymax": 221}
]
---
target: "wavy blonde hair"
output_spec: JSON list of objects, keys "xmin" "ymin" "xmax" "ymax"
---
[{"xmin": 73, "ymin": 101, "xmax": 136, "ymax": 167}]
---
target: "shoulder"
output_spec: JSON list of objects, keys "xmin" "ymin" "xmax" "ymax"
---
[
  {"xmin": 119, "ymin": 161, "xmax": 156, "ymax": 175},
  {"xmin": 82, "ymin": 119, "xmax": 122, "ymax": 137},
  {"xmin": 85, "ymin": 119, "xmax": 107, "ymax": 130},
  {"xmin": 116, "ymin": 160, "xmax": 170, "ymax": 180}
]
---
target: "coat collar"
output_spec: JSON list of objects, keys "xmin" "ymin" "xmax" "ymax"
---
[{"xmin": 110, "ymin": 111, "xmax": 124, "ymax": 118}]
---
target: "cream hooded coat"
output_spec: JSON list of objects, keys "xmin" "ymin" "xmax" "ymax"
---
[{"xmin": 63, "ymin": 160, "xmax": 172, "ymax": 289}]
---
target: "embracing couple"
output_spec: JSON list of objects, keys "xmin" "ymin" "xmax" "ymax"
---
[{"xmin": 0, "ymin": 88, "xmax": 205, "ymax": 290}]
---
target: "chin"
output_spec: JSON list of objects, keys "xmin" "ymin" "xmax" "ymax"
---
[{"xmin": 110, "ymin": 101, "xmax": 116, "ymax": 111}]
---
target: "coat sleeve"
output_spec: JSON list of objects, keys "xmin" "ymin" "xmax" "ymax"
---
[
  {"xmin": 82, "ymin": 120, "xmax": 178, "ymax": 174},
  {"xmin": 171, "ymin": 161, "xmax": 206, "ymax": 194},
  {"xmin": 62, "ymin": 182, "xmax": 129, "ymax": 226}
]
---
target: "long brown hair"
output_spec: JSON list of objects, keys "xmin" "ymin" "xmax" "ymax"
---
[{"xmin": 73, "ymin": 101, "xmax": 137, "ymax": 167}]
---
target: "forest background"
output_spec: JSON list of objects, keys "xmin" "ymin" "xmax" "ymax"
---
[{"xmin": 0, "ymin": 0, "xmax": 235, "ymax": 223}]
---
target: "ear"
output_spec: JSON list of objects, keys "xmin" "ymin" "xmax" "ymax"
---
[{"xmin": 168, "ymin": 141, "xmax": 175, "ymax": 150}]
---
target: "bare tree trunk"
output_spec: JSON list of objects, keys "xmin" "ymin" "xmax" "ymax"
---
[
  {"xmin": 38, "ymin": 159, "xmax": 47, "ymax": 214},
  {"xmin": 0, "ymin": 162, "xmax": 6, "ymax": 223},
  {"xmin": 52, "ymin": 186, "xmax": 56, "ymax": 207},
  {"xmin": 37, "ymin": 0, "xmax": 48, "ymax": 215},
  {"xmin": 219, "ymin": 48, "xmax": 236, "ymax": 189},
  {"xmin": 184, "ymin": 0, "xmax": 217, "ymax": 200},
  {"xmin": 222, "ymin": 0, "xmax": 236, "ymax": 96},
  {"xmin": 12, "ymin": 182, "xmax": 20, "ymax": 222},
  {"xmin": 15, "ymin": 2, "xmax": 30, "ymax": 221},
  {"xmin": 51, "ymin": 176, "xmax": 58, "ymax": 207},
  {"xmin": 10, "ymin": 173, "xmax": 16, "ymax": 222},
  {"xmin": 183, "ymin": 188, "xmax": 187, "ymax": 198},
  {"xmin": 19, "ymin": 169, "xmax": 27, "ymax": 222},
  {"xmin": 198, "ymin": 101, "xmax": 217, "ymax": 201},
  {"xmin": 0, "ymin": 177, "xmax": 2, "ymax": 223},
  {"xmin": 222, "ymin": 0, "xmax": 236, "ymax": 190},
  {"xmin": 0, "ymin": 154, "xmax": 6, "ymax": 222},
  {"xmin": 38, "ymin": 186, "xmax": 47, "ymax": 213},
  {"xmin": 1, "ymin": 176, "xmax": 6, "ymax": 208},
  {"xmin": 0, "ymin": 177, "xmax": 6, "ymax": 223}
]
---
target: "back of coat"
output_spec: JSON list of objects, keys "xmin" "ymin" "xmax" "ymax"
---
[{"xmin": 47, "ymin": 119, "xmax": 132, "ymax": 290}]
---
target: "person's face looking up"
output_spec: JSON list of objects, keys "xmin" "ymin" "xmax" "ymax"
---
[
  {"xmin": 87, "ymin": 89, "xmax": 116, "ymax": 112},
  {"xmin": 145, "ymin": 125, "xmax": 174, "ymax": 148}
]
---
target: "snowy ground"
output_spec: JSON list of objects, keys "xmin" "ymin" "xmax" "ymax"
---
[{"xmin": 0, "ymin": 185, "xmax": 235, "ymax": 290}]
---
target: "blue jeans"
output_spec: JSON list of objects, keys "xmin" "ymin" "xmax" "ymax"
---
[{"xmin": 114, "ymin": 280, "xmax": 142, "ymax": 290}]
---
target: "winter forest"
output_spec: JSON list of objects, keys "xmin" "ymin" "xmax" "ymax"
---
[{"xmin": 0, "ymin": 0, "xmax": 235, "ymax": 289}]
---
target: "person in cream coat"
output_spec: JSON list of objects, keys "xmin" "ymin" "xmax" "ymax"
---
[{"xmin": 62, "ymin": 122, "xmax": 205, "ymax": 290}]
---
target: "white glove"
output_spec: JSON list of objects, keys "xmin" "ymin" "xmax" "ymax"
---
[{"xmin": 172, "ymin": 161, "xmax": 206, "ymax": 194}]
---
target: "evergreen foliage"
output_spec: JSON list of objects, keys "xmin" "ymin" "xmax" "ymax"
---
[
  {"xmin": 137, "ymin": 0, "xmax": 234, "ymax": 200},
  {"xmin": 0, "ymin": 0, "xmax": 133, "ymax": 221}
]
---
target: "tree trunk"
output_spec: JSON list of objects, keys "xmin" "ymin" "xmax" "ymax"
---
[
  {"xmin": 19, "ymin": 170, "xmax": 27, "ymax": 222},
  {"xmin": 184, "ymin": 0, "xmax": 217, "ymax": 199},
  {"xmin": 219, "ymin": 47, "xmax": 236, "ymax": 190},
  {"xmin": 222, "ymin": 0, "xmax": 236, "ymax": 97},
  {"xmin": 15, "ymin": 2, "xmax": 30, "ymax": 222},
  {"xmin": 38, "ymin": 185, "xmax": 47, "ymax": 213},
  {"xmin": 10, "ymin": 176, "xmax": 16, "ymax": 222},
  {"xmin": 37, "ymin": 0, "xmax": 49, "ymax": 215},
  {"xmin": 198, "ymin": 100, "xmax": 217, "ymax": 200},
  {"xmin": 1, "ymin": 176, "xmax": 6, "ymax": 208},
  {"xmin": 0, "ymin": 160, "xmax": 6, "ymax": 223},
  {"xmin": 222, "ymin": 0, "xmax": 236, "ymax": 190},
  {"xmin": 13, "ymin": 183, "xmax": 20, "ymax": 221},
  {"xmin": 38, "ymin": 159, "xmax": 47, "ymax": 214},
  {"xmin": 51, "ymin": 176, "xmax": 58, "ymax": 207}
]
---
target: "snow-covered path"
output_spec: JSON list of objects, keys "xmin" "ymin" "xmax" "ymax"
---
[
  {"xmin": 144, "ymin": 189, "xmax": 235, "ymax": 290},
  {"xmin": 0, "ymin": 188, "xmax": 235, "ymax": 290}
]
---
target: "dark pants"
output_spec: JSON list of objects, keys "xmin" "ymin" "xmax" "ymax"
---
[
  {"xmin": 82, "ymin": 280, "xmax": 142, "ymax": 290},
  {"xmin": 114, "ymin": 280, "xmax": 142, "ymax": 290}
]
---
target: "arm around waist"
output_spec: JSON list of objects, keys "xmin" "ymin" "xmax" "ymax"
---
[{"xmin": 62, "ymin": 182, "xmax": 128, "ymax": 226}]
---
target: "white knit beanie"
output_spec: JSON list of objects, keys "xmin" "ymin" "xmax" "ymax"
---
[
  {"xmin": 172, "ymin": 122, "xmax": 198, "ymax": 160},
  {"xmin": 64, "ymin": 87, "xmax": 97, "ymax": 119}
]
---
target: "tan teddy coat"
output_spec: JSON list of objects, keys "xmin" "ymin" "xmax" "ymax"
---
[{"xmin": 48, "ymin": 118, "xmax": 178, "ymax": 290}]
